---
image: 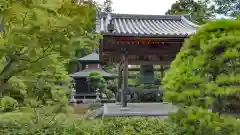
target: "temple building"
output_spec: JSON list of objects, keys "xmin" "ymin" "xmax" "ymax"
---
[
  {"xmin": 70, "ymin": 51, "xmax": 114, "ymax": 99},
  {"xmin": 96, "ymin": 12, "xmax": 199, "ymax": 116}
]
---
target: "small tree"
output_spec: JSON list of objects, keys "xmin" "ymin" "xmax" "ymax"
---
[
  {"xmin": 87, "ymin": 72, "xmax": 115, "ymax": 99},
  {"xmin": 87, "ymin": 72, "xmax": 106, "ymax": 93}
]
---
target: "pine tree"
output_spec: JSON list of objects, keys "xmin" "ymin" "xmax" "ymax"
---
[{"xmin": 163, "ymin": 20, "xmax": 240, "ymax": 113}]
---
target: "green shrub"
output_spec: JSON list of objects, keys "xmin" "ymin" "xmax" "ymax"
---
[
  {"xmin": 87, "ymin": 72, "xmax": 106, "ymax": 92},
  {"xmin": 0, "ymin": 113, "xmax": 183, "ymax": 135},
  {"xmin": 170, "ymin": 107, "xmax": 240, "ymax": 135},
  {"xmin": 0, "ymin": 96, "xmax": 18, "ymax": 112},
  {"xmin": 162, "ymin": 19, "xmax": 240, "ymax": 135},
  {"xmin": 85, "ymin": 117, "xmax": 183, "ymax": 135},
  {"xmin": 162, "ymin": 19, "xmax": 240, "ymax": 112}
]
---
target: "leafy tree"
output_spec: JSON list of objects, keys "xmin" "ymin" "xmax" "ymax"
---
[
  {"xmin": 0, "ymin": 0, "xmax": 99, "ymax": 92},
  {"xmin": 166, "ymin": 0, "xmax": 214, "ymax": 24},
  {"xmin": 213, "ymin": 0, "xmax": 240, "ymax": 17},
  {"xmin": 0, "ymin": 0, "xmax": 100, "ymax": 111},
  {"xmin": 103, "ymin": 0, "xmax": 113, "ymax": 12},
  {"xmin": 163, "ymin": 20, "xmax": 240, "ymax": 113},
  {"xmin": 87, "ymin": 72, "xmax": 115, "ymax": 99}
]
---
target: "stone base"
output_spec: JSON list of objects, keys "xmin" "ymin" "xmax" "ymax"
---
[
  {"xmin": 115, "ymin": 102, "xmax": 122, "ymax": 105},
  {"xmin": 103, "ymin": 102, "xmax": 178, "ymax": 117},
  {"xmin": 120, "ymin": 107, "xmax": 130, "ymax": 111}
]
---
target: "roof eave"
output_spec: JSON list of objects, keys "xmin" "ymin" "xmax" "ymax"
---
[
  {"xmin": 181, "ymin": 16, "xmax": 201, "ymax": 28},
  {"xmin": 102, "ymin": 33, "xmax": 191, "ymax": 38},
  {"xmin": 69, "ymin": 69, "xmax": 115, "ymax": 78}
]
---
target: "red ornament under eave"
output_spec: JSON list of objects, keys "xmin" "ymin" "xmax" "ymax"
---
[{"xmin": 86, "ymin": 64, "xmax": 101, "ymax": 69}]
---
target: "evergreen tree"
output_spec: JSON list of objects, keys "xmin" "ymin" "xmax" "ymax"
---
[
  {"xmin": 166, "ymin": 0, "xmax": 214, "ymax": 24},
  {"xmin": 103, "ymin": 0, "xmax": 113, "ymax": 12},
  {"xmin": 163, "ymin": 19, "xmax": 240, "ymax": 113}
]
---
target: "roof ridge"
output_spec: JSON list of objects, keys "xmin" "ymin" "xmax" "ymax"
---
[{"xmin": 102, "ymin": 12, "xmax": 190, "ymax": 20}]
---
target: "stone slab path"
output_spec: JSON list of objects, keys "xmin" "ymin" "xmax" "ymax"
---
[{"xmin": 103, "ymin": 102, "xmax": 178, "ymax": 117}]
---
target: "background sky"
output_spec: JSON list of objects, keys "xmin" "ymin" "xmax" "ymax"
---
[{"xmin": 95, "ymin": 0, "xmax": 177, "ymax": 15}]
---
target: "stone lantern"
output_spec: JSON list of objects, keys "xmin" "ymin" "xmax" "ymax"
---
[{"xmin": 69, "ymin": 79, "xmax": 76, "ymax": 103}]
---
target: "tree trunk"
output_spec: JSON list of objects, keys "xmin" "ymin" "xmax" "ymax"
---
[
  {"xmin": 0, "ymin": 58, "xmax": 15, "ymax": 95},
  {"xmin": 0, "ymin": 78, "xmax": 9, "ymax": 96}
]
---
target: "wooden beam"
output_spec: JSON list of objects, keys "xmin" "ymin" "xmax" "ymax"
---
[
  {"xmin": 102, "ymin": 49, "xmax": 181, "ymax": 55},
  {"xmin": 128, "ymin": 67, "xmax": 170, "ymax": 71},
  {"xmin": 103, "ymin": 50, "xmax": 179, "ymax": 56},
  {"xmin": 102, "ymin": 57, "xmax": 173, "ymax": 65},
  {"xmin": 128, "ymin": 61, "xmax": 172, "ymax": 65},
  {"xmin": 104, "ymin": 36, "xmax": 185, "ymax": 44},
  {"xmin": 107, "ymin": 42, "xmax": 184, "ymax": 46}
]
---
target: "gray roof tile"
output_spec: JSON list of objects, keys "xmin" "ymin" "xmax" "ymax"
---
[
  {"xmin": 79, "ymin": 52, "xmax": 99, "ymax": 61},
  {"xmin": 70, "ymin": 69, "xmax": 113, "ymax": 77},
  {"xmin": 96, "ymin": 13, "xmax": 200, "ymax": 36}
]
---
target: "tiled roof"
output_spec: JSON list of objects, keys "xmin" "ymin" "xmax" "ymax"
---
[
  {"xmin": 96, "ymin": 12, "xmax": 200, "ymax": 37},
  {"xmin": 79, "ymin": 52, "xmax": 99, "ymax": 61},
  {"xmin": 70, "ymin": 69, "xmax": 113, "ymax": 77}
]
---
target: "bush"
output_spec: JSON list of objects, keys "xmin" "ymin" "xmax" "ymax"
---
[
  {"xmin": 170, "ymin": 107, "xmax": 240, "ymax": 135},
  {"xmin": 85, "ymin": 117, "xmax": 183, "ymax": 135},
  {"xmin": 0, "ymin": 113, "xmax": 183, "ymax": 135},
  {"xmin": 162, "ymin": 19, "xmax": 240, "ymax": 112},
  {"xmin": 87, "ymin": 72, "xmax": 106, "ymax": 92},
  {"xmin": 162, "ymin": 19, "xmax": 240, "ymax": 135},
  {"xmin": 0, "ymin": 96, "xmax": 18, "ymax": 112}
]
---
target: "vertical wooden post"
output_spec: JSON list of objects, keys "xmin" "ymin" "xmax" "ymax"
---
[
  {"xmin": 160, "ymin": 65, "xmax": 164, "ymax": 78},
  {"xmin": 122, "ymin": 50, "xmax": 128, "ymax": 108},
  {"xmin": 116, "ymin": 65, "xmax": 122, "ymax": 103}
]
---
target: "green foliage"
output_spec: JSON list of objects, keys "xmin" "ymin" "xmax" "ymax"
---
[
  {"xmin": 0, "ymin": 96, "xmax": 18, "ymax": 112},
  {"xmin": 0, "ymin": 0, "xmax": 100, "ymax": 112},
  {"xmin": 212, "ymin": 0, "xmax": 240, "ymax": 17},
  {"xmin": 170, "ymin": 107, "xmax": 240, "ymax": 135},
  {"xmin": 167, "ymin": 0, "xmax": 240, "ymax": 23},
  {"xmin": 128, "ymin": 71, "xmax": 141, "ymax": 86},
  {"xmin": 87, "ymin": 72, "xmax": 115, "ymax": 99},
  {"xmin": 237, "ymin": 16, "xmax": 240, "ymax": 20},
  {"xmin": 166, "ymin": 0, "xmax": 214, "ymax": 24},
  {"xmin": 0, "ymin": 114, "xmax": 183, "ymax": 135},
  {"xmin": 87, "ymin": 72, "xmax": 106, "ymax": 92},
  {"xmin": 106, "ymin": 79, "xmax": 117, "ymax": 94},
  {"xmin": 136, "ymin": 84, "xmax": 161, "ymax": 102},
  {"xmin": 163, "ymin": 19, "xmax": 240, "ymax": 112},
  {"xmin": 103, "ymin": 0, "xmax": 113, "ymax": 12}
]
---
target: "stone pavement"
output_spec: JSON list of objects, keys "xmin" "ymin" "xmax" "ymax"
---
[{"xmin": 103, "ymin": 102, "xmax": 178, "ymax": 117}]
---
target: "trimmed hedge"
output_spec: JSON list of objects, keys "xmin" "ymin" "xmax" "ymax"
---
[
  {"xmin": 0, "ymin": 112, "xmax": 183, "ymax": 135},
  {"xmin": 170, "ymin": 107, "xmax": 240, "ymax": 135}
]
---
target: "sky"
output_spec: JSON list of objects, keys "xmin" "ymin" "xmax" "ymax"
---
[{"xmin": 95, "ymin": 0, "xmax": 177, "ymax": 15}]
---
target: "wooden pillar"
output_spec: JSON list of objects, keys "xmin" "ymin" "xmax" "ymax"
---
[
  {"xmin": 160, "ymin": 65, "xmax": 165, "ymax": 78},
  {"xmin": 116, "ymin": 65, "xmax": 122, "ymax": 103},
  {"xmin": 121, "ymin": 50, "xmax": 128, "ymax": 108}
]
